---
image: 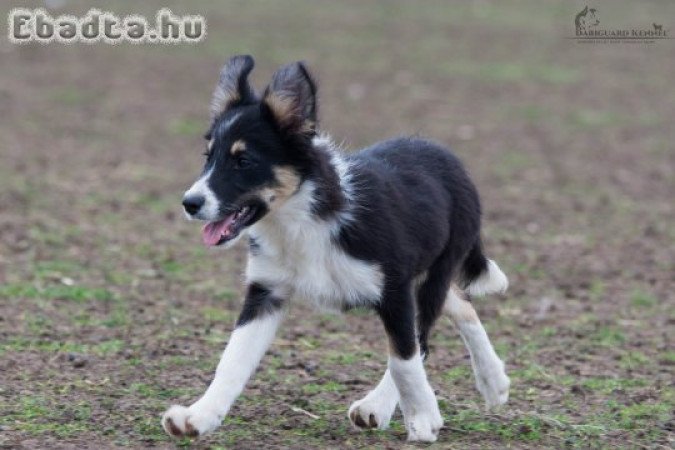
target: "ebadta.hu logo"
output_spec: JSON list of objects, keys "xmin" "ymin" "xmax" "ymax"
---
[
  {"xmin": 572, "ymin": 6, "xmax": 670, "ymax": 43},
  {"xmin": 7, "ymin": 8, "xmax": 205, "ymax": 44}
]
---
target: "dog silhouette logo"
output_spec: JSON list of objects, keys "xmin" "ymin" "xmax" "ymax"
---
[{"xmin": 575, "ymin": 6, "xmax": 600, "ymax": 35}]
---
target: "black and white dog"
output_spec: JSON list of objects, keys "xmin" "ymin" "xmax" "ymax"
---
[{"xmin": 162, "ymin": 55, "xmax": 510, "ymax": 443}]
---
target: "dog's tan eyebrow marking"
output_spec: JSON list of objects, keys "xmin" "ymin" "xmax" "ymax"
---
[{"xmin": 230, "ymin": 139, "xmax": 246, "ymax": 155}]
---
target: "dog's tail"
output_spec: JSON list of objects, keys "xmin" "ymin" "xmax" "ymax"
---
[{"xmin": 460, "ymin": 240, "xmax": 508, "ymax": 297}]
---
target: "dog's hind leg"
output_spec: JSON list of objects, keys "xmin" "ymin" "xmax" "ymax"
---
[
  {"xmin": 415, "ymin": 248, "xmax": 456, "ymax": 360},
  {"xmin": 348, "ymin": 260, "xmax": 454, "ymax": 433},
  {"xmin": 445, "ymin": 286, "xmax": 509, "ymax": 408},
  {"xmin": 377, "ymin": 281, "xmax": 443, "ymax": 442},
  {"xmin": 349, "ymin": 244, "xmax": 458, "ymax": 434}
]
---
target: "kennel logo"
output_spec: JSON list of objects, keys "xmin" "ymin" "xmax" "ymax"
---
[
  {"xmin": 571, "ymin": 6, "xmax": 670, "ymax": 44},
  {"xmin": 7, "ymin": 8, "xmax": 206, "ymax": 44}
]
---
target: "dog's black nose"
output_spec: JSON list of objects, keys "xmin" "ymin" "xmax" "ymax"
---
[{"xmin": 182, "ymin": 195, "xmax": 205, "ymax": 216}]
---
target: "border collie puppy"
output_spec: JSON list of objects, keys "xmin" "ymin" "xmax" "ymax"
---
[{"xmin": 162, "ymin": 55, "xmax": 510, "ymax": 443}]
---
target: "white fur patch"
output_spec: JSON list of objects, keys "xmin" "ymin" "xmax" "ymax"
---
[
  {"xmin": 389, "ymin": 353, "xmax": 443, "ymax": 442},
  {"xmin": 246, "ymin": 176, "xmax": 383, "ymax": 310},
  {"xmin": 162, "ymin": 312, "xmax": 283, "ymax": 436},
  {"xmin": 348, "ymin": 368, "xmax": 399, "ymax": 430},
  {"xmin": 445, "ymin": 289, "xmax": 510, "ymax": 408},
  {"xmin": 467, "ymin": 259, "xmax": 508, "ymax": 297},
  {"xmin": 457, "ymin": 321, "xmax": 510, "ymax": 408},
  {"xmin": 183, "ymin": 167, "xmax": 219, "ymax": 220}
]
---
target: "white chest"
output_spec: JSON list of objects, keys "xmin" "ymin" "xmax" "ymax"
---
[{"xmin": 245, "ymin": 210, "xmax": 383, "ymax": 310}]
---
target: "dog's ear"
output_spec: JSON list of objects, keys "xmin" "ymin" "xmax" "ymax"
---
[
  {"xmin": 211, "ymin": 55, "xmax": 256, "ymax": 119},
  {"xmin": 581, "ymin": 6, "xmax": 588, "ymax": 14},
  {"xmin": 261, "ymin": 61, "xmax": 317, "ymax": 136}
]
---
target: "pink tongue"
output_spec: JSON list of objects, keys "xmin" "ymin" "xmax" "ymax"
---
[{"xmin": 202, "ymin": 214, "xmax": 236, "ymax": 247}]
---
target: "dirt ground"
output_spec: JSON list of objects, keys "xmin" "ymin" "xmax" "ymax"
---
[{"xmin": 1, "ymin": 1, "xmax": 674, "ymax": 449}]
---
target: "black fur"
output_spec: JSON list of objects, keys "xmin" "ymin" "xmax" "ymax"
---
[
  {"xmin": 211, "ymin": 55, "xmax": 257, "ymax": 120},
  {"xmin": 335, "ymin": 138, "xmax": 487, "ymax": 357},
  {"xmin": 377, "ymin": 282, "xmax": 417, "ymax": 359},
  {"xmin": 236, "ymin": 283, "xmax": 284, "ymax": 327},
  {"xmin": 308, "ymin": 146, "xmax": 345, "ymax": 218}
]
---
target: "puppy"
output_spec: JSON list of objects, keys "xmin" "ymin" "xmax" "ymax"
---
[{"xmin": 162, "ymin": 55, "xmax": 509, "ymax": 443}]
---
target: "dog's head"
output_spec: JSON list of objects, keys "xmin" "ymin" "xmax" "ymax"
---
[{"xmin": 182, "ymin": 55, "xmax": 318, "ymax": 247}]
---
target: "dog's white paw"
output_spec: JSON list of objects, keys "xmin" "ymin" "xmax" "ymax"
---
[
  {"xmin": 348, "ymin": 393, "xmax": 398, "ymax": 430},
  {"xmin": 161, "ymin": 404, "xmax": 222, "ymax": 438},
  {"xmin": 475, "ymin": 359, "xmax": 510, "ymax": 408},
  {"xmin": 404, "ymin": 407, "xmax": 444, "ymax": 442}
]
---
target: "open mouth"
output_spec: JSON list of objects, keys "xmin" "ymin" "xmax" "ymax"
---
[{"xmin": 202, "ymin": 205, "xmax": 258, "ymax": 247}]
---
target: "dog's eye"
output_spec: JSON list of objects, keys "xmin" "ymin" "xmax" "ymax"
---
[{"xmin": 235, "ymin": 156, "xmax": 255, "ymax": 170}]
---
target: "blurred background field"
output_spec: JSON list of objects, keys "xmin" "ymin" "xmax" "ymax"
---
[{"xmin": 0, "ymin": 1, "xmax": 673, "ymax": 448}]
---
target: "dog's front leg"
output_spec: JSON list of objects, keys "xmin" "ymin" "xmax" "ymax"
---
[{"xmin": 162, "ymin": 283, "xmax": 285, "ymax": 438}]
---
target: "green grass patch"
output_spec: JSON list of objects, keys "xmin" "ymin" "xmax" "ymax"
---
[
  {"xmin": 540, "ymin": 326, "xmax": 557, "ymax": 337},
  {"xmin": 619, "ymin": 351, "xmax": 651, "ymax": 370},
  {"xmin": 630, "ymin": 289, "xmax": 657, "ymax": 308},
  {"xmin": 613, "ymin": 402, "xmax": 670, "ymax": 430},
  {"xmin": 441, "ymin": 405, "xmax": 545, "ymax": 441},
  {"xmin": 168, "ymin": 117, "xmax": 204, "ymax": 136},
  {"xmin": 213, "ymin": 289, "xmax": 238, "ymax": 301},
  {"xmin": 27, "ymin": 224, "xmax": 82, "ymax": 248},
  {"xmin": 129, "ymin": 383, "xmax": 195, "ymax": 400},
  {"xmin": 49, "ymin": 87, "xmax": 93, "ymax": 105},
  {"xmin": 0, "ymin": 283, "xmax": 115, "ymax": 302},
  {"xmin": 34, "ymin": 259, "xmax": 85, "ymax": 278},
  {"xmin": 302, "ymin": 381, "xmax": 346, "ymax": 395},
  {"xmin": 589, "ymin": 279, "xmax": 606, "ymax": 301},
  {"xmin": 100, "ymin": 305, "xmax": 130, "ymax": 328},
  {"xmin": 3, "ymin": 337, "xmax": 126, "ymax": 356},
  {"xmin": 131, "ymin": 415, "xmax": 171, "ymax": 443},
  {"xmin": 517, "ymin": 105, "xmax": 548, "ymax": 122},
  {"xmin": 510, "ymin": 362, "xmax": 555, "ymax": 384},
  {"xmin": 133, "ymin": 192, "xmax": 177, "ymax": 215},
  {"xmin": 442, "ymin": 61, "xmax": 580, "ymax": 84},
  {"xmin": 569, "ymin": 110, "xmax": 622, "ymax": 128},
  {"xmin": 1, "ymin": 397, "xmax": 96, "ymax": 437},
  {"xmin": 443, "ymin": 365, "xmax": 472, "ymax": 383},
  {"xmin": 492, "ymin": 150, "xmax": 535, "ymax": 180},
  {"xmin": 23, "ymin": 313, "xmax": 53, "ymax": 334},
  {"xmin": 661, "ymin": 351, "xmax": 675, "ymax": 364},
  {"xmin": 591, "ymin": 326, "xmax": 626, "ymax": 346},
  {"xmin": 581, "ymin": 376, "xmax": 648, "ymax": 394},
  {"xmin": 321, "ymin": 350, "xmax": 374, "ymax": 366},
  {"xmin": 202, "ymin": 306, "xmax": 235, "ymax": 323},
  {"xmin": 158, "ymin": 258, "xmax": 184, "ymax": 276}
]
